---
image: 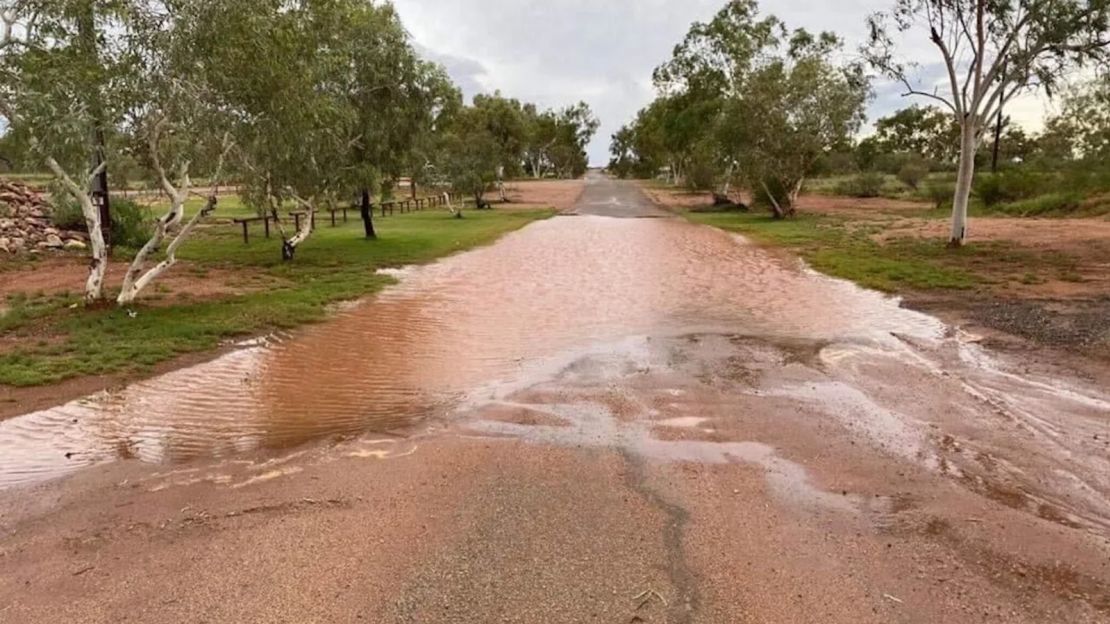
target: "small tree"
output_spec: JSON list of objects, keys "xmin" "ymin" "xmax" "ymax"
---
[
  {"xmin": 116, "ymin": 3, "xmax": 237, "ymax": 305},
  {"xmin": 1041, "ymin": 78, "xmax": 1110, "ymax": 161},
  {"xmin": 439, "ymin": 105, "xmax": 501, "ymax": 208},
  {"xmin": 721, "ymin": 31, "xmax": 870, "ymax": 218},
  {"xmin": 0, "ymin": 1, "xmax": 138, "ymax": 303},
  {"xmin": 865, "ymin": 0, "xmax": 1110, "ymax": 246},
  {"xmin": 897, "ymin": 158, "xmax": 930, "ymax": 190}
]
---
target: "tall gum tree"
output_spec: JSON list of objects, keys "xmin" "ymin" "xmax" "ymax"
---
[
  {"xmin": 864, "ymin": 0, "xmax": 1110, "ymax": 246},
  {"xmin": 117, "ymin": 2, "xmax": 237, "ymax": 305},
  {"xmin": 0, "ymin": 0, "xmax": 138, "ymax": 303}
]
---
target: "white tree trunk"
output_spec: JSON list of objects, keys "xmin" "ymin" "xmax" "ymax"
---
[
  {"xmin": 284, "ymin": 194, "xmax": 316, "ymax": 260},
  {"xmin": 117, "ymin": 195, "xmax": 216, "ymax": 305},
  {"xmin": 788, "ymin": 177, "xmax": 805, "ymax": 211},
  {"xmin": 950, "ymin": 121, "xmax": 978, "ymax": 246},
  {"xmin": 761, "ymin": 180, "xmax": 786, "ymax": 219},
  {"xmin": 44, "ymin": 157, "xmax": 107, "ymax": 304},
  {"xmin": 497, "ymin": 165, "xmax": 507, "ymax": 202},
  {"xmin": 118, "ymin": 172, "xmax": 188, "ymax": 305},
  {"xmin": 444, "ymin": 192, "xmax": 461, "ymax": 218}
]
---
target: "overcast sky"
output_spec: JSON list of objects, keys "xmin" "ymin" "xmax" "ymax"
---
[{"xmin": 392, "ymin": 0, "xmax": 1054, "ymax": 165}]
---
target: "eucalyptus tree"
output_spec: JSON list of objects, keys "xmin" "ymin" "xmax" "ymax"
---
[
  {"xmin": 0, "ymin": 0, "xmax": 141, "ymax": 303},
  {"xmin": 865, "ymin": 0, "xmax": 1110, "ymax": 246},
  {"xmin": 548, "ymin": 102, "xmax": 599, "ymax": 178},
  {"xmin": 719, "ymin": 30, "xmax": 870, "ymax": 217},
  {"xmin": 338, "ymin": 2, "xmax": 458, "ymax": 239},
  {"xmin": 523, "ymin": 105, "xmax": 557, "ymax": 178},
  {"xmin": 523, "ymin": 102, "xmax": 599, "ymax": 179},
  {"xmin": 116, "ymin": 1, "xmax": 236, "ymax": 305},
  {"xmin": 608, "ymin": 124, "xmax": 637, "ymax": 178},
  {"xmin": 472, "ymin": 92, "xmax": 528, "ymax": 201},
  {"xmin": 438, "ymin": 103, "xmax": 501, "ymax": 208},
  {"xmin": 650, "ymin": 0, "xmax": 778, "ymax": 185},
  {"xmin": 643, "ymin": 0, "xmax": 868, "ymax": 212},
  {"xmin": 187, "ymin": 0, "xmax": 360, "ymax": 261},
  {"xmin": 1041, "ymin": 77, "xmax": 1110, "ymax": 161},
  {"xmin": 872, "ymin": 105, "xmax": 961, "ymax": 165}
]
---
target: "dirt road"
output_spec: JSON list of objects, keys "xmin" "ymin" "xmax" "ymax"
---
[{"xmin": 1, "ymin": 175, "xmax": 1108, "ymax": 623}]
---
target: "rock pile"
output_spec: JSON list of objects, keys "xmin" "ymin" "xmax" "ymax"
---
[{"xmin": 0, "ymin": 181, "xmax": 88, "ymax": 254}]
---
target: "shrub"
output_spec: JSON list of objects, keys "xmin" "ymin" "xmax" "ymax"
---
[
  {"xmin": 973, "ymin": 170, "xmax": 1054, "ymax": 206},
  {"xmin": 994, "ymin": 192, "xmax": 1083, "ymax": 217},
  {"xmin": 48, "ymin": 188, "xmax": 87, "ymax": 230},
  {"xmin": 923, "ymin": 181, "xmax": 955, "ymax": 210},
  {"xmin": 110, "ymin": 199, "xmax": 154, "ymax": 249},
  {"xmin": 835, "ymin": 172, "xmax": 885, "ymax": 198},
  {"xmin": 897, "ymin": 160, "xmax": 929, "ymax": 190},
  {"xmin": 47, "ymin": 189, "xmax": 153, "ymax": 248}
]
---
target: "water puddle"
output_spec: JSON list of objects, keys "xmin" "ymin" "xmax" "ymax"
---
[{"xmin": 0, "ymin": 210, "xmax": 942, "ymax": 488}]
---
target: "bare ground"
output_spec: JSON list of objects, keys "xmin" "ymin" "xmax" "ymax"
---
[{"xmin": 503, "ymin": 178, "xmax": 587, "ymax": 213}]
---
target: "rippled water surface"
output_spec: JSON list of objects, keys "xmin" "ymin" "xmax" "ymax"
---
[{"xmin": 1, "ymin": 176, "xmax": 1098, "ymax": 491}]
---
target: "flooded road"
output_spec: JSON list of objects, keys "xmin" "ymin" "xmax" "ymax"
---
[
  {"xmin": 2, "ymin": 175, "xmax": 1108, "ymax": 623},
  {"xmin": 0, "ymin": 174, "xmax": 943, "ymax": 485}
]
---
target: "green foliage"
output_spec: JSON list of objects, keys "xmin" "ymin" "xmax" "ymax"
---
[
  {"xmin": 973, "ymin": 170, "xmax": 1054, "ymax": 206},
  {"xmin": 752, "ymin": 176, "xmax": 794, "ymax": 211},
  {"xmin": 438, "ymin": 105, "xmax": 503, "ymax": 200},
  {"xmin": 1041, "ymin": 78, "xmax": 1110, "ymax": 162},
  {"xmin": 924, "ymin": 181, "xmax": 956, "ymax": 210},
  {"xmin": 47, "ymin": 192, "xmax": 152, "ymax": 246},
  {"xmin": 986, "ymin": 192, "xmax": 1084, "ymax": 217},
  {"xmin": 897, "ymin": 159, "xmax": 930, "ymax": 190},
  {"xmin": 835, "ymin": 172, "xmax": 886, "ymax": 198},
  {"xmin": 108, "ymin": 198, "xmax": 154, "ymax": 249},
  {"xmin": 871, "ymin": 105, "xmax": 959, "ymax": 165},
  {"xmin": 685, "ymin": 211, "xmax": 977, "ymax": 291},
  {"xmin": 47, "ymin": 188, "xmax": 86, "ymax": 231},
  {"xmin": 527, "ymin": 101, "xmax": 599, "ymax": 179}
]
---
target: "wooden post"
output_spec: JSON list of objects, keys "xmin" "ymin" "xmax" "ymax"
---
[
  {"xmin": 294, "ymin": 213, "xmax": 302, "ymax": 231},
  {"xmin": 241, "ymin": 221, "xmax": 249, "ymax": 245},
  {"xmin": 264, "ymin": 216, "xmax": 271, "ymax": 238}
]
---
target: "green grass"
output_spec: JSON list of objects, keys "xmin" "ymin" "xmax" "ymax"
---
[
  {"xmin": 688, "ymin": 208, "xmax": 1088, "ymax": 295},
  {"xmin": 0, "ymin": 208, "xmax": 552, "ymax": 386},
  {"xmin": 688, "ymin": 210, "xmax": 981, "ymax": 292}
]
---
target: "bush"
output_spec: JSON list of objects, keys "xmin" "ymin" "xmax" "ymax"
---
[
  {"xmin": 111, "ymin": 199, "xmax": 154, "ymax": 249},
  {"xmin": 973, "ymin": 170, "xmax": 1053, "ymax": 206},
  {"xmin": 897, "ymin": 160, "xmax": 929, "ymax": 190},
  {"xmin": 993, "ymin": 192, "xmax": 1083, "ymax": 217},
  {"xmin": 48, "ymin": 188, "xmax": 87, "ymax": 230},
  {"xmin": 835, "ymin": 172, "xmax": 886, "ymax": 198},
  {"xmin": 46, "ymin": 189, "xmax": 153, "ymax": 248},
  {"xmin": 923, "ymin": 181, "xmax": 955, "ymax": 210}
]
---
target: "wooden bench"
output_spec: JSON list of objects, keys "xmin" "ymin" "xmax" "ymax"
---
[
  {"xmin": 232, "ymin": 216, "xmax": 273, "ymax": 244},
  {"xmin": 326, "ymin": 205, "xmax": 350, "ymax": 226}
]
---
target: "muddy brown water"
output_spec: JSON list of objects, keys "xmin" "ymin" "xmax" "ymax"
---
[{"xmin": 2, "ymin": 174, "xmax": 1108, "ymax": 537}]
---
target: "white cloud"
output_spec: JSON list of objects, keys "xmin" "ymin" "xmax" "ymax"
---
[{"xmin": 391, "ymin": 0, "xmax": 1062, "ymax": 164}]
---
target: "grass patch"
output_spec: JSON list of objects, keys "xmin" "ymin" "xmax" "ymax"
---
[
  {"xmin": 0, "ymin": 208, "xmax": 552, "ymax": 386},
  {"xmin": 687, "ymin": 210, "xmax": 981, "ymax": 292}
]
